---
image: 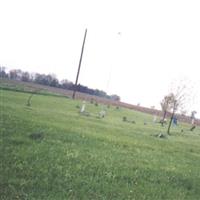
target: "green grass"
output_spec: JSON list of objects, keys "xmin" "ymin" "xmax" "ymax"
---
[{"xmin": 1, "ymin": 88, "xmax": 200, "ymax": 199}]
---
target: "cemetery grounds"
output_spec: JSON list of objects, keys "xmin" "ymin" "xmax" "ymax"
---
[{"xmin": 1, "ymin": 85, "xmax": 200, "ymax": 199}]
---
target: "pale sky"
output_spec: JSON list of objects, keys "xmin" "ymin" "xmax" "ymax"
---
[{"xmin": 0, "ymin": 0, "xmax": 200, "ymax": 117}]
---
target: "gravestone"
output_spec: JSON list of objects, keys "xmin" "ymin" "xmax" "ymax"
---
[
  {"xmin": 99, "ymin": 110, "xmax": 106, "ymax": 118},
  {"xmin": 80, "ymin": 101, "xmax": 86, "ymax": 113},
  {"xmin": 99, "ymin": 106, "xmax": 106, "ymax": 118}
]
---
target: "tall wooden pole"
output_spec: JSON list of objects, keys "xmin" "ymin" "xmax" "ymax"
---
[{"xmin": 72, "ymin": 29, "xmax": 87, "ymax": 99}]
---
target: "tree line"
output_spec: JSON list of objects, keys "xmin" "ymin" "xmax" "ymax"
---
[{"xmin": 0, "ymin": 67, "xmax": 120, "ymax": 101}]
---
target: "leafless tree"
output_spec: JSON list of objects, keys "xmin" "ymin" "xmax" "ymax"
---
[
  {"xmin": 160, "ymin": 94, "xmax": 174, "ymax": 126},
  {"xmin": 166, "ymin": 84, "xmax": 188, "ymax": 134}
]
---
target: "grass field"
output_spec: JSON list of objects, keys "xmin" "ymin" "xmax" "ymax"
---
[{"xmin": 1, "ymin": 88, "xmax": 200, "ymax": 199}]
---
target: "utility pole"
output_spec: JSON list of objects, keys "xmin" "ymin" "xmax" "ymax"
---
[{"xmin": 72, "ymin": 28, "xmax": 87, "ymax": 99}]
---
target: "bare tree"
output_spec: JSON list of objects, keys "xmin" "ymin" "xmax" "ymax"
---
[
  {"xmin": 160, "ymin": 94, "xmax": 174, "ymax": 126},
  {"xmin": 0, "ymin": 66, "xmax": 8, "ymax": 78},
  {"xmin": 166, "ymin": 84, "xmax": 187, "ymax": 134}
]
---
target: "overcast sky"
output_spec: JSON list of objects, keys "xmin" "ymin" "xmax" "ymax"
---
[{"xmin": 0, "ymin": 0, "xmax": 200, "ymax": 116}]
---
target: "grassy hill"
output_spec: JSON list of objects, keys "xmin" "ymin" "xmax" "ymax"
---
[
  {"xmin": 1, "ymin": 79, "xmax": 199, "ymax": 126},
  {"xmin": 1, "ymin": 85, "xmax": 200, "ymax": 199}
]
